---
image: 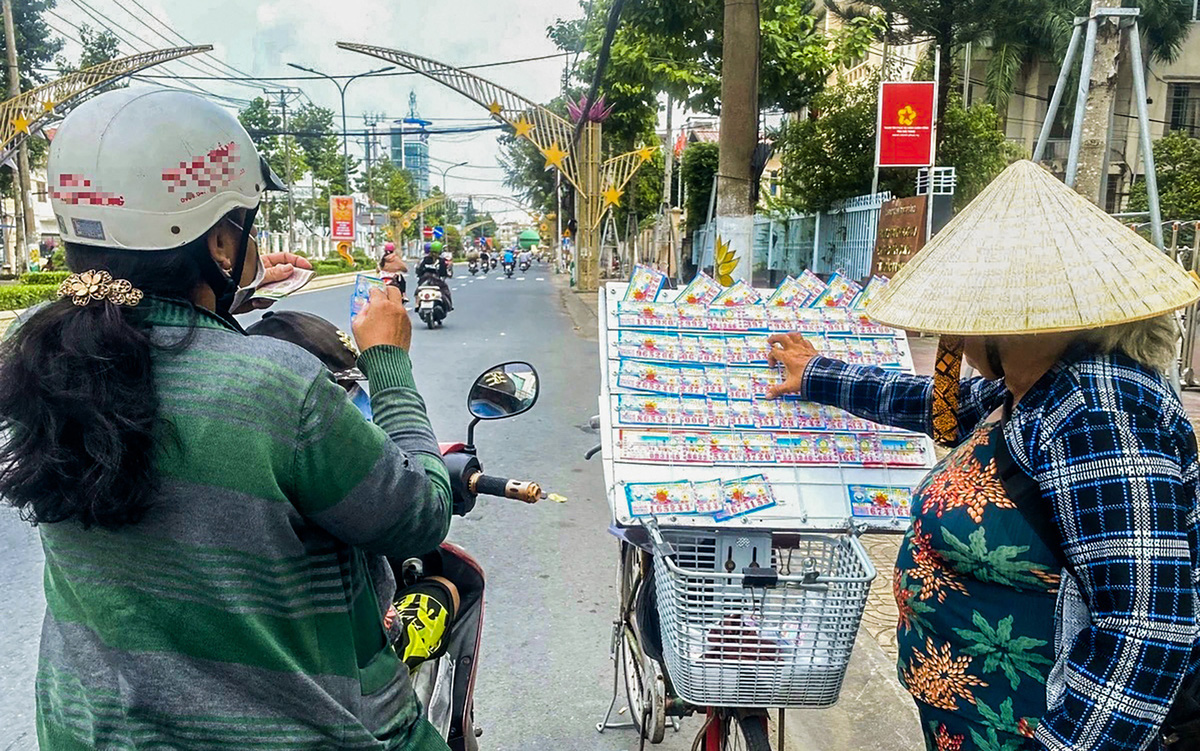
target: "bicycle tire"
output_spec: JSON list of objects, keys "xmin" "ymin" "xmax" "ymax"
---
[
  {"xmin": 619, "ymin": 544, "xmax": 666, "ymax": 743},
  {"xmin": 708, "ymin": 711, "xmax": 772, "ymax": 751}
]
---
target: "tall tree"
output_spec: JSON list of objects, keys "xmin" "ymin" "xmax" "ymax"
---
[
  {"xmin": 2, "ymin": 0, "xmax": 62, "ymax": 92},
  {"xmin": 54, "ymin": 23, "xmax": 119, "ymax": 74},
  {"xmin": 356, "ymin": 158, "xmax": 417, "ymax": 213},
  {"xmin": 773, "ymin": 77, "xmax": 1020, "ymax": 212}
]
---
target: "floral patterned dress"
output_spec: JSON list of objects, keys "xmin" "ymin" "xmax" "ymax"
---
[{"xmin": 894, "ymin": 421, "xmax": 1061, "ymax": 751}]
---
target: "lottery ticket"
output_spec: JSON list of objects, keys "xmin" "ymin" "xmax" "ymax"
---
[
  {"xmin": 765, "ymin": 276, "xmax": 806, "ymax": 308},
  {"xmin": 692, "ymin": 480, "xmax": 725, "ymax": 514},
  {"xmin": 626, "ymin": 481, "xmax": 696, "ymax": 517},
  {"xmin": 714, "ymin": 475, "xmax": 777, "ymax": 520},
  {"xmin": 618, "ymin": 302, "xmax": 679, "ymax": 329},
  {"xmin": 711, "ymin": 280, "xmax": 763, "ymax": 307},
  {"xmin": 350, "ymin": 274, "xmax": 389, "ymax": 323},
  {"xmin": 624, "ymin": 265, "xmax": 668, "ymax": 303},
  {"xmin": 809, "ymin": 272, "xmax": 863, "ymax": 309},
  {"xmin": 678, "ymin": 365, "xmax": 710, "ymax": 397},
  {"xmin": 617, "ymin": 395, "xmax": 681, "ymax": 426},
  {"xmin": 675, "ymin": 272, "xmax": 723, "ymax": 307},
  {"xmin": 617, "ymin": 361, "xmax": 681, "ymax": 394},
  {"xmin": 676, "ymin": 432, "xmax": 714, "ymax": 464},
  {"xmin": 617, "ymin": 331, "xmax": 679, "ymax": 360},
  {"xmin": 848, "ymin": 485, "xmax": 913, "ymax": 519},
  {"xmin": 742, "ymin": 433, "xmax": 775, "ymax": 463},
  {"xmin": 678, "ymin": 397, "xmax": 710, "ymax": 427},
  {"xmin": 616, "ymin": 430, "xmax": 679, "ymax": 463}
]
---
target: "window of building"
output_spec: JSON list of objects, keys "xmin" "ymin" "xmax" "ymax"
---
[{"xmin": 1169, "ymin": 82, "xmax": 1200, "ymax": 137}]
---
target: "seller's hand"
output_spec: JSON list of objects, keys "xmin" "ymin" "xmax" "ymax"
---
[
  {"xmin": 353, "ymin": 285, "xmax": 412, "ymax": 352},
  {"xmin": 261, "ymin": 252, "xmax": 314, "ymax": 285},
  {"xmin": 766, "ymin": 333, "xmax": 820, "ymax": 399}
]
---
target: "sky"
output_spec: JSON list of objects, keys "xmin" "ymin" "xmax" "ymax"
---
[{"xmin": 47, "ymin": 0, "xmax": 592, "ymax": 220}]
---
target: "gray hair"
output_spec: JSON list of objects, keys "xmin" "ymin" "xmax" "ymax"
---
[{"xmin": 1078, "ymin": 313, "xmax": 1181, "ymax": 373}]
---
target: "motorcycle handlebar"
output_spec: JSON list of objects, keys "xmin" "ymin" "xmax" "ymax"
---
[{"xmin": 468, "ymin": 472, "xmax": 543, "ymax": 504}]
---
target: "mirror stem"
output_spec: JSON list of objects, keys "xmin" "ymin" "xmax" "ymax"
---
[{"xmin": 465, "ymin": 417, "xmax": 481, "ymax": 453}]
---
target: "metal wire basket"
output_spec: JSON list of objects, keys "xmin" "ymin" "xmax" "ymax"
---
[{"xmin": 651, "ymin": 529, "xmax": 876, "ymax": 708}]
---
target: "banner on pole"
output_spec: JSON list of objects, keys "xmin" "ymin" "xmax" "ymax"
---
[
  {"xmin": 876, "ymin": 82, "xmax": 936, "ymax": 168},
  {"xmin": 330, "ymin": 196, "xmax": 355, "ymax": 241}
]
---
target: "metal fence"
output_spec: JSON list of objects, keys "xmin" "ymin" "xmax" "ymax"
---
[{"xmin": 692, "ymin": 192, "xmax": 893, "ymax": 283}]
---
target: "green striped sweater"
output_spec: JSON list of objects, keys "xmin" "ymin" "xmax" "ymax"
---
[{"xmin": 32, "ymin": 299, "xmax": 453, "ymax": 750}]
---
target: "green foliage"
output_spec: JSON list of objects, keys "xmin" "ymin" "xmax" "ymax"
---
[
  {"xmin": 239, "ymin": 98, "xmax": 280, "ymax": 164},
  {"xmin": 19, "ymin": 271, "xmax": 69, "ymax": 286},
  {"xmin": 680, "ymin": 142, "xmax": 719, "ymax": 232},
  {"xmin": 774, "ymin": 80, "xmax": 1018, "ymax": 212},
  {"xmin": 55, "ymin": 23, "xmax": 120, "ymax": 74},
  {"xmin": 1128, "ymin": 132, "xmax": 1200, "ymax": 221},
  {"xmin": 553, "ymin": 0, "xmax": 882, "ymax": 147},
  {"xmin": 3, "ymin": 1, "xmax": 62, "ymax": 91},
  {"xmin": 772, "ymin": 77, "xmax": 910, "ymax": 213},
  {"xmin": 357, "ymin": 159, "xmax": 417, "ymax": 213},
  {"xmin": 0, "ymin": 284, "xmax": 57, "ymax": 310},
  {"xmin": 937, "ymin": 97, "xmax": 1025, "ymax": 209}
]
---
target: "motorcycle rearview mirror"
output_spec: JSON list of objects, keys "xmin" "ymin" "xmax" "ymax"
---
[{"xmin": 465, "ymin": 361, "xmax": 540, "ymax": 446}]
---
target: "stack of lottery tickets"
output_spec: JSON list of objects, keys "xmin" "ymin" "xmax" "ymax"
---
[{"xmin": 625, "ymin": 475, "xmax": 777, "ymax": 520}]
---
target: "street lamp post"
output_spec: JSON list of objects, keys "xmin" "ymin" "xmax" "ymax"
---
[
  {"xmin": 427, "ymin": 162, "xmax": 467, "ymax": 247},
  {"xmin": 439, "ymin": 161, "xmax": 468, "ymax": 194},
  {"xmin": 286, "ymin": 63, "xmax": 395, "ymax": 194}
]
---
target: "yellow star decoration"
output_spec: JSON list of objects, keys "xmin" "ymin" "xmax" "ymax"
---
[
  {"xmin": 541, "ymin": 142, "xmax": 568, "ymax": 170},
  {"xmin": 714, "ymin": 235, "xmax": 740, "ymax": 287},
  {"xmin": 42, "ymin": 100, "xmax": 55, "ymax": 113},
  {"xmin": 602, "ymin": 185, "xmax": 624, "ymax": 208},
  {"xmin": 11, "ymin": 113, "xmax": 30, "ymax": 135},
  {"xmin": 635, "ymin": 146, "xmax": 656, "ymax": 162},
  {"xmin": 487, "ymin": 100, "xmax": 503, "ymax": 116},
  {"xmin": 897, "ymin": 105, "xmax": 918, "ymax": 127},
  {"xmin": 512, "ymin": 115, "xmax": 535, "ymax": 139}
]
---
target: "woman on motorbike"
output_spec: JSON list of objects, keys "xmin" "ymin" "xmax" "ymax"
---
[
  {"xmin": 379, "ymin": 241, "xmax": 408, "ymax": 295},
  {"xmin": 416, "ymin": 243, "xmax": 453, "ymax": 311},
  {"xmin": 0, "ymin": 89, "xmax": 455, "ymax": 750}
]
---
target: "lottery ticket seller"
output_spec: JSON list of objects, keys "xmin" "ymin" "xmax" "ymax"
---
[
  {"xmin": 767, "ymin": 161, "xmax": 1200, "ymax": 750},
  {"xmin": 0, "ymin": 89, "xmax": 456, "ymax": 750}
]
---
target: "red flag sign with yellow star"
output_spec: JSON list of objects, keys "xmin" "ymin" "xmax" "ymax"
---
[{"xmin": 877, "ymin": 82, "xmax": 935, "ymax": 168}]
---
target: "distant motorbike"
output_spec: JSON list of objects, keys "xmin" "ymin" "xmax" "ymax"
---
[
  {"xmin": 416, "ymin": 275, "xmax": 450, "ymax": 329},
  {"xmin": 519, "ymin": 259, "xmax": 531, "ymax": 274},
  {"xmin": 490, "ymin": 257, "xmax": 498, "ymax": 270},
  {"xmin": 503, "ymin": 262, "xmax": 514, "ymax": 279},
  {"xmin": 468, "ymin": 259, "xmax": 479, "ymax": 275}
]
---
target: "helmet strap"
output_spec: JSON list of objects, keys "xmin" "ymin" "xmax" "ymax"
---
[{"xmin": 193, "ymin": 206, "xmax": 258, "ymax": 328}]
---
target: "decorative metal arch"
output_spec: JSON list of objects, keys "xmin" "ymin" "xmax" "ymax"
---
[
  {"xmin": 461, "ymin": 219, "xmax": 494, "ymax": 235},
  {"xmin": 0, "ymin": 46, "xmax": 212, "ymax": 164},
  {"xmin": 337, "ymin": 42, "xmax": 584, "ymax": 192}
]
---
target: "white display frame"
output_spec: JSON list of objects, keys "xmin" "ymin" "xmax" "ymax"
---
[{"xmin": 599, "ymin": 282, "xmax": 938, "ymax": 534}]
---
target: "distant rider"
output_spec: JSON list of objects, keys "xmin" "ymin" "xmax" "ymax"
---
[
  {"xmin": 378, "ymin": 241, "xmax": 408, "ymax": 296},
  {"xmin": 417, "ymin": 243, "xmax": 454, "ymax": 311}
]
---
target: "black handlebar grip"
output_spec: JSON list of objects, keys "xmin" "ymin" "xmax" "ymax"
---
[{"xmin": 473, "ymin": 474, "xmax": 511, "ymax": 499}]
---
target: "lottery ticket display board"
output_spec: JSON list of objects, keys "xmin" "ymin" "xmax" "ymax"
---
[{"xmin": 598, "ymin": 269, "xmax": 938, "ymax": 533}]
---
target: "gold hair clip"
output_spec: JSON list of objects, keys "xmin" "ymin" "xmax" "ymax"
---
[{"xmin": 57, "ymin": 270, "xmax": 144, "ymax": 308}]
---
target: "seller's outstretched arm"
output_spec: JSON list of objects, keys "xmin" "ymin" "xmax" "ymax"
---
[{"xmin": 767, "ymin": 332, "xmax": 1006, "ymax": 443}]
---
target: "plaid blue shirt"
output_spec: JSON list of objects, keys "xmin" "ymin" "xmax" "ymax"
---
[{"xmin": 802, "ymin": 351, "xmax": 1200, "ymax": 751}]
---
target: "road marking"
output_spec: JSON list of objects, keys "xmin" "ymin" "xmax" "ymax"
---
[{"xmin": 536, "ymin": 277, "xmax": 545, "ymax": 281}]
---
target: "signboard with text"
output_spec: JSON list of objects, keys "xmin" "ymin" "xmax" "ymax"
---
[
  {"xmin": 330, "ymin": 196, "xmax": 355, "ymax": 241},
  {"xmin": 876, "ymin": 82, "xmax": 936, "ymax": 168},
  {"xmin": 871, "ymin": 196, "xmax": 927, "ymax": 278}
]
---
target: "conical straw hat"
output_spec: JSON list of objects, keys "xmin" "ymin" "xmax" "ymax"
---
[{"xmin": 866, "ymin": 160, "xmax": 1200, "ymax": 335}]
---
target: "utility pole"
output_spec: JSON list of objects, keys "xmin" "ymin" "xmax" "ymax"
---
[
  {"xmin": 264, "ymin": 88, "xmax": 300, "ymax": 253},
  {"xmin": 714, "ymin": 0, "xmax": 760, "ymax": 284},
  {"xmin": 4, "ymin": 0, "xmax": 33, "ymax": 274},
  {"xmin": 1072, "ymin": 0, "xmax": 1123, "ymax": 206},
  {"xmin": 661, "ymin": 94, "xmax": 677, "ymax": 276},
  {"xmin": 363, "ymin": 112, "xmax": 383, "ymax": 258}
]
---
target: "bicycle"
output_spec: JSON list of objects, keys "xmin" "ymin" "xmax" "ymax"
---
[{"xmin": 595, "ymin": 515, "xmax": 876, "ymax": 751}]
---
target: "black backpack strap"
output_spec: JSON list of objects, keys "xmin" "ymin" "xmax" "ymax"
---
[{"xmin": 993, "ymin": 429, "xmax": 1074, "ymax": 578}]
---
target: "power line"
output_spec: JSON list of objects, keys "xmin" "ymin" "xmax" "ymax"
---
[
  {"xmin": 123, "ymin": 52, "xmax": 573, "ymax": 82},
  {"xmin": 98, "ymin": 0, "xmax": 278, "ymax": 90}
]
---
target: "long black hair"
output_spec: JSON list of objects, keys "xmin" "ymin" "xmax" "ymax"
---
[{"xmin": 0, "ymin": 240, "xmax": 208, "ymax": 529}]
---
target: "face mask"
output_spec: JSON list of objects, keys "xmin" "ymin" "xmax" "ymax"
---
[{"xmin": 230, "ymin": 255, "xmax": 266, "ymax": 313}]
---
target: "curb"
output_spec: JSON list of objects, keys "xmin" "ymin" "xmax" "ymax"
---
[
  {"xmin": 0, "ymin": 272, "xmax": 361, "ymax": 329},
  {"xmin": 555, "ymin": 275, "xmax": 600, "ymax": 341}
]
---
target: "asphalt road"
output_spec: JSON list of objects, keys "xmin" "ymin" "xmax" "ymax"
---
[{"xmin": 0, "ymin": 264, "xmax": 699, "ymax": 750}]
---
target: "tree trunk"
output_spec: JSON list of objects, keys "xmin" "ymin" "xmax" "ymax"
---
[
  {"xmin": 936, "ymin": 29, "xmax": 954, "ymax": 148},
  {"xmin": 714, "ymin": 0, "xmax": 759, "ymax": 284},
  {"xmin": 1074, "ymin": 0, "xmax": 1123, "ymax": 206}
]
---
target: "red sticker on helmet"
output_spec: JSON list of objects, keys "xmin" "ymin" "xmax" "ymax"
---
[
  {"xmin": 162, "ymin": 141, "xmax": 245, "ymax": 203},
  {"xmin": 49, "ymin": 174, "xmax": 124, "ymax": 206}
]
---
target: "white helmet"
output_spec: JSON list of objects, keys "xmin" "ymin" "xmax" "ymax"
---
[{"xmin": 48, "ymin": 87, "xmax": 285, "ymax": 251}]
